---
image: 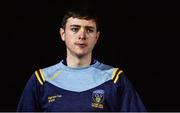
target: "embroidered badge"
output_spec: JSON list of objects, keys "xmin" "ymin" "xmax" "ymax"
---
[
  {"xmin": 48, "ymin": 94, "xmax": 62, "ymax": 103},
  {"xmin": 91, "ymin": 89, "xmax": 104, "ymax": 109}
]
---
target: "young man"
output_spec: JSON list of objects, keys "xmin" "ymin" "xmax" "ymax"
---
[{"xmin": 17, "ymin": 7, "xmax": 146, "ymax": 112}]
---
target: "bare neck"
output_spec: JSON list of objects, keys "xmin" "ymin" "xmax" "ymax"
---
[{"xmin": 66, "ymin": 53, "xmax": 92, "ymax": 68}]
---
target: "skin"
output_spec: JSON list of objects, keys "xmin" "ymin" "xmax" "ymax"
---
[{"xmin": 60, "ymin": 17, "xmax": 100, "ymax": 68}]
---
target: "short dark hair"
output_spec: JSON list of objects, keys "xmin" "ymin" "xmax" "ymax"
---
[{"xmin": 61, "ymin": 7, "xmax": 99, "ymax": 31}]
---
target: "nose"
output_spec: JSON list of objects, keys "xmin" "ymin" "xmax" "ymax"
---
[{"xmin": 78, "ymin": 28, "xmax": 86, "ymax": 40}]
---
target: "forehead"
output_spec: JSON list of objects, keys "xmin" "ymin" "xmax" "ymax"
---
[{"xmin": 66, "ymin": 17, "xmax": 97, "ymax": 28}]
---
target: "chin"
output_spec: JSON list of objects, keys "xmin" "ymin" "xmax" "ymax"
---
[
  {"xmin": 75, "ymin": 52, "xmax": 89, "ymax": 58},
  {"xmin": 76, "ymin": 54, "xmax": 86, "ymax": 58}
]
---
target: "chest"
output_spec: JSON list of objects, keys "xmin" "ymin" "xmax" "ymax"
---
[{"xmin": 39, "ymin": 82, "xmax": 117, "ymax": 111}]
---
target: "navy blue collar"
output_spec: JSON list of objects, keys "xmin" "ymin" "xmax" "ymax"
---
[{"xmin": 62, "ymin": 58, "xmax": 95, "ymax": 66}]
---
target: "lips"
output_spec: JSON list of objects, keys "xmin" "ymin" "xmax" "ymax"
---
[{"xmin": 75, "ymin": 42, "xmax": 87, "ymax": 48}]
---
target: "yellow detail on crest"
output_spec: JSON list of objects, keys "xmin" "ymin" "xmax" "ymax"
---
[{"xmin": 92, "ymin": 103, "xmax": 104, "ymax": 109}]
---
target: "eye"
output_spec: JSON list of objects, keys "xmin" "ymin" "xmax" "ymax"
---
[
  {"xmin": 71, "ymin": 27, "xmax": 79, "ymax": 33},
  {"xmin": 86, "ymin": 28, "xmax": 95, "ymax": 33},
  {"xmin": 87, "ymin": 29, "xmax": 94, "ymax": 33}
]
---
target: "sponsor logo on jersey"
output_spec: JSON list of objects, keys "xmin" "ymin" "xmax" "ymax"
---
[
  {"xmin": 91, "ymin": 89, "xmax": 104, "ymax": 109},
  {"xmin": 48, "ymin": 94, "xmax": 62, "ymax": 103}
]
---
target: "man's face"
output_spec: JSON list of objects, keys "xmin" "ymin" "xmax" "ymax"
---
[{"xmin": 60, "ymin": 17, "xmax": 100, "ymax": 57}]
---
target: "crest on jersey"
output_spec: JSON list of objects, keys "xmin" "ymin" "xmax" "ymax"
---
[{"xmin": 91, "ymin": 89, "xmax": 104, "ymax": 109}]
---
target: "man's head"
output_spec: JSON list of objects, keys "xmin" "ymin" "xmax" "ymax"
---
[
  {"xmin": 61, "ymin": 7, "xmax": 99, "ymax": 32},
  {"xmin": 60, "ymin": 7, "xmax": 100, "ymax": 58}
]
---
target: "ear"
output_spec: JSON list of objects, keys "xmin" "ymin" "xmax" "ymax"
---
[
  {"xmin": 96, "ymin": 31, "xmax": 100, "ymax": 40},
  {"xmin": 60, "ymin": 28, "xmax": 65, "ymax": 41}
]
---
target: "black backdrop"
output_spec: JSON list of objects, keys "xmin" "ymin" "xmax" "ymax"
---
[{"xmin": 2, "ymin": 0, "xmax": 180, "ymax": 111}]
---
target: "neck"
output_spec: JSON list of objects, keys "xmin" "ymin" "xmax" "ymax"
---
[{"xmin": 66, "ymin": 53, "xmax": 92, "ymax": 68}]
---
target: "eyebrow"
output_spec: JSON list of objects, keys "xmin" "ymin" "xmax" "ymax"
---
[
  {"xmin": 70, "ymin": 25, "xmax": 95, "ymax": 29},
  {"xmin": 70, "ymin": 25, "xmax": 80, "ymax": 27}
]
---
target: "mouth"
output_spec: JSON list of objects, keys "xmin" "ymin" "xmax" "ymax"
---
[{"xmin": 75, "ymin": 43, "xmax": 87, "ymax": 48}]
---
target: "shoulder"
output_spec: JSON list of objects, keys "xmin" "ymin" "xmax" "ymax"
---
[
  {"xmin": 33, "ymin": 62, "xmax": 61, "ymax": 85},
  {"xmin": 94, "ymin": 60, "xmax": 125, "ymax": 84}
]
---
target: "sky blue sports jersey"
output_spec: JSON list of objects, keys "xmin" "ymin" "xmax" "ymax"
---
[{"xmin": 17, "ymin": 59, "xmax": 146, "ymax": 112}]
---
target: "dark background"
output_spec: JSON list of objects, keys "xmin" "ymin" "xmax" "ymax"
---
[{"xmin": 2, "ymin": 0, "xmax": 180, "ymax": 111}]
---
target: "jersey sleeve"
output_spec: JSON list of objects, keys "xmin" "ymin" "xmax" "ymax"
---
[
  {"xmin": 115, "ymin": 73, "xmax": 147, "ymax": 112},
  {"xmin": 16, "ymin": 72, "xmax": 43, "ymax": 112}
]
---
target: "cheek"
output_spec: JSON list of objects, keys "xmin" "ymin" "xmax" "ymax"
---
[
  {"xmin": 88, "ymin": 39, "xmax": 97, "ymax": 49},
  {"xmin": 90, "ymin": 35, "xmax": 98, "ymax": 43},
  {"xmin": 65, "ymin": 37, "xmax": 74, "ymax": 47},
  {"xmin": 91, "ymin": 33, "xmax": 99, "ymax": 40}
]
